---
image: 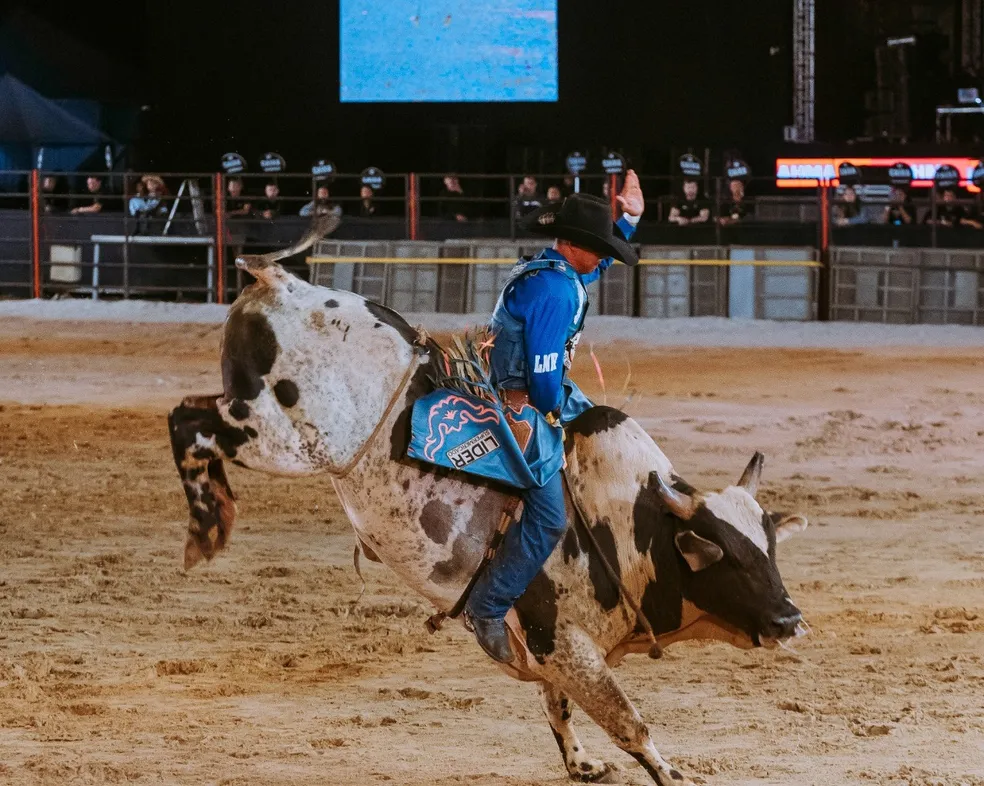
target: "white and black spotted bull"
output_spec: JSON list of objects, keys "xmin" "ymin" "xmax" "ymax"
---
[{"xmin": 167, "ymin": 236, "xmax": 809, "ymax": 785}]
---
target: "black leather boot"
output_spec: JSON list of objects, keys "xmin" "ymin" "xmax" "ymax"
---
[{"xmin": 466, "ymin": 614, "xmax": 515, "ymax": 663}]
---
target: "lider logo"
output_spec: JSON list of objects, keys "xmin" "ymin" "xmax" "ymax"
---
[{"xmin": 447, "ymin": 430, "xmax": 500, "ymax": 469}]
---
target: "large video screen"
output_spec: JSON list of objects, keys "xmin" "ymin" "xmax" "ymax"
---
[{"xmin": 340, "ymin": 1, "xmax": 558, "ymax": 103}]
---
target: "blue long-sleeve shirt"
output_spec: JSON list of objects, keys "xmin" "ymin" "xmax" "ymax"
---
[{"xmin": 501, "ymin": 214, "xmax": 637, "ymax": 414}]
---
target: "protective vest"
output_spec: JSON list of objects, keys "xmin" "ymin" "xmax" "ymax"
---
[{"xmin": 488, "ymin": 252, "xmax": 588, "ymax": 393}]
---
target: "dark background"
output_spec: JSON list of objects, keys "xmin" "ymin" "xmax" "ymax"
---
[{"xmin": 0, "ymin": 0, "xmax": 974, "ymax": 175}]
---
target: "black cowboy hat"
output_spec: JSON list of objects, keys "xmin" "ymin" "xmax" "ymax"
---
[{"xmin": 521, "ymin": 193, "xmax": 639, "ymax": 266}]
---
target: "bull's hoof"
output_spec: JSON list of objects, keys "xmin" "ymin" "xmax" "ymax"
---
[{"xmin": 569, "ymin": 760, "xmax": 618, "ymax": 783}]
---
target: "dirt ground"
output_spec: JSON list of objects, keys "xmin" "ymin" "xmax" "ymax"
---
[{"xmin": 1, "ymin": 317, "xmax": 983, "ymax": 786}]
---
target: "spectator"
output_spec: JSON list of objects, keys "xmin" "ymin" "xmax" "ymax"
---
[
  {"xmin": 40, "ymin": 175, "xmax": 66, "ymax": 214},
  {"xmin": 359, "ymin": 185, "xmax": 377, "ymax": 217},
  {"xmin": 718, "ymin": 178, "xmax": 750, "ymax": 225},
  {"xmin": 546, "ymin": 185, "xmax": 562, "ymax": 202},
  {"xmin": 833, "ymin": 184, "xmax": 865, "ymax": 226},
  {"xmin": 438, "ymin": 175, "xmax": 468, "ymax": 221},
  {"xmin": 667, "ymin": 180, "xmax": 709, "ymax": 225},
  {"xmin": 128, "ymin": 175, "xmax": 168, "ymax": 232},
  {"xmin": 884, "ymin": 187, "xmax": 915, "ymax": 226},
  {"xmin": 70, "ymin": 175, "xmax": 105, "ymax": 215},
  {"xmin": 927, "ymin": 188, "xmax": 982, "ymax": 228},
  {"xmin": 225, "ymin": 177, "xmax": 252, "ymax": 217},
  {"xmin": 128, "ymin": 179, "xmax": 149, "ymax": 217},
  {"xmin": 514, "ymin": 175, "xmax": 542, "ymax": 218},
  {"xmin": 299, "ymin": 184, "xmax": 342, "ymax": 218},
  {"xmin": 258, "ymin": 181, "xmax": 281, "ymax": 219}
]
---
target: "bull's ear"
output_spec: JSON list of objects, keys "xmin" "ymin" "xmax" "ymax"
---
[
  {"xmin": 674, "ymin": 531, "xmax": 724, "ymax": 572},
  {"xmin": 771, "ymin": 513, "xmax": 809, "ymax": 544}
]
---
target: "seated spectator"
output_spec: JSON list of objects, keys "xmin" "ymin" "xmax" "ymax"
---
[
  {"xmin": 546, "ymin": 185, "xmax": 562, "ymax": 202},
  {"xmin": 359, "ymin": 185, "xmax": 377, "ymax": 217},
  {"xmin": 438, "ymin": 175, "xmax": 468, "ymax": 221},
  {"xmin": 258, "ymin": 181, "xmax": 281, "ymax": 219},
  {"xmin": 884, "ymin": 187, "xmax": 915, "ymax": 226},
  {"xmin": 667, "ymin": 180, "xmax": 710, "ymax": 225},
  {"xmin": 128, "ymin": 175, "xmax": 168, "ymax": 232},
  {"xmin": 718, "ymin": 178, "xmax": 750, "ymax": 225},
  {"xmin": 926, "ymin": 188, "xmax": 982, "ymax": 228},
  {"xmin": 513, "ymin": 175, "xmax": 542, "ymax": 218},
  {"xmin": 299, "ymin": 184, "xmax": 342, "ymax": 218},
  {"xmin": 70, "ymin": 175, "xmax": 105, "ymax": 215},
  {"xmin": 225, "ymin": 177, "xmax": 252, "ymax": 217},
  {"xmin": 40, "ymin": 175, "xmax": 67, "ymax": 214},
  {"xmin": 128, "ymin": 179, "xmax": 149, "ymax": 217},
  {"xmin": 833, "ymin": 184, "xmax": 866, "ymax": 226}
]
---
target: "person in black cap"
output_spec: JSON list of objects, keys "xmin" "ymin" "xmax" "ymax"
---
[{"xmin": 463, "ymin": 171, "xmax": 644, "ymax": 664}]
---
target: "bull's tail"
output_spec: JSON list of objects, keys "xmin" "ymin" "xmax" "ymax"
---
[{"xmin": 235, "ymin": 213, "xmax": 340, "ymax": 287}]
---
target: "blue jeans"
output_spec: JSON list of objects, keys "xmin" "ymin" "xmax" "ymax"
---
[{"xmin": 465, "ymin": 470, "xmax": 567, "ymax": 620}]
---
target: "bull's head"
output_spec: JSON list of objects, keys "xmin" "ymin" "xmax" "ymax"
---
[{"xmin": 651, "ymin": 452, "xmax": 808, "ymax": 649}]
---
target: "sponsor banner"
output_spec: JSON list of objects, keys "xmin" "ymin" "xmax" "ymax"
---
[
  {"xmin": 260, "ymin": 152, "xmax": 286, "ymax": 174},
  {"xmin": 776, "ymin": 157, "xmax": 983, "ymax": 192},
  {"xmin": 837, "ymin": 162, "xmax": 860, "ymax": 185},
  {"xmin": 221, "ymin": 152, "xmax": 246, "ymax": 174},
  {"xmin": 888, "ymin": 162, "xmax": 913, "ymax": 186},
  {"xmin": 725, "ymin": 158, "xmax": 750, "ymax": 180},
  {"xmin": 972, "ymin": 161, "xmax": 984, "ymax": 189},
  {"xmin": 601, "ymin": 152, "xmax": 625, "ymax": 175},
  {"xmin": 679, "ymin": 153, "xmax": 702, "ymax": 179},
  {"xmin": 566, "ymin": 151, "xmax": 586, "ymax": 175},
  {"xmin": 361, "ymin": 166, "xmax": 385, "ymax": 190},
  {"xmin": 312, "ymin": 159, "xmax": 336, "ymax": 180}
]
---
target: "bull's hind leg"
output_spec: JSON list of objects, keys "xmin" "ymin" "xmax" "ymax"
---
[
  {"xmin": 539, "ymin": 629, "xmax": 695, "ymax": 786},
  {"xmin": 540, "ymin": 682, "xmax": 615, "ymax": 783},
  {"xmin": 168, "ymin": 394, "xmax": 252, "ymax": 568}
]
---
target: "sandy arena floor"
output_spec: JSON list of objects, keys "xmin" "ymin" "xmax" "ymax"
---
[{"xmin": 1, "ymin": 311, "xmax": 983, "ymax": 785}]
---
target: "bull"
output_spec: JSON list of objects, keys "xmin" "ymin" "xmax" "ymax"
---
[{"xmin": 167, "ymin": 229, "xmax": 809, "ymax": 785}]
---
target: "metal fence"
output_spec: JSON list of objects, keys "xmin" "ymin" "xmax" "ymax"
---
[
  {"xmin": 1, "ymin": 167, "xmax": 983, "ymax": 326},
  {"xmin": 830, "ymin": 246, "xmax": 984, "ymax": 324},
  {"xmin": 308, "ymin": 240, "xmax": 820, "ymax": 321}
]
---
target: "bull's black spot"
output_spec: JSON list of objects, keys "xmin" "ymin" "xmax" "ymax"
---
[
  {"xmin": 559, "ymin": 697, "xmax": 572, "ymax": 722},
  {"xmin": 566, "ymin": 406, "xmax": 629, "ymax": 439},
  {"xmin": 514, "ymin": 571, "xmax": 559, "ymax": 662},
  {"xmin": 420, "ymin": 499, "xmax": 454, "ymax": 545},
  {"xmin": 244, "ymin": 426, "xmax": 258, "ymax": 439},
  {"xmin": 562, "ymin": 526, "xmax": 581, "ymax": 563},
  {"xmin": 168, "ymin": 399, "xmax": 251, "ymax": 463},
  {"xmin": 374, "ymin": 322, "xmax": 382, "ymax": 329},
  {"xmin": 428, "ymin": 535, "xmax": 476, "ymax": 585},
  {"xmin": 324, "ymin": 298, "xmax": 339, "ymax": 308},
  {"xmin": 365, "ymin": 300, "xmax": 419, "ymax": 344},
  {"xmin": 401, "ymin": 479, "xmax": 410, "ymax": 491},
  {"xmin": 670, "ymin": 770, "xmax": 684, "ymax": 781},
  {"xmin": 221, "ymin": 311, "xmax": 279, "ymax": 401},
  {"xmin": 586, "ymin": 518, "xmax": 621, "ymax": 611},
  {"xmin": 228, "ymin": 399, "xmax": 250, "ymax": 420},
  {"xmin": 273, "ymin": 379, "xmax": 300, "ymax": 408},
  {"xmin": 579, "ymin": 763, "xmax": 593, "ymax": 773}
]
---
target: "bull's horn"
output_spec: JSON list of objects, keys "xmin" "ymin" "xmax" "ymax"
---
[
  {"xmin": 738, "ymin": 451, "xmax": 765, "ymax": 496},
  {"xmin": 651, "ymin": 471, "xmax": 695, "ymax": 521}
]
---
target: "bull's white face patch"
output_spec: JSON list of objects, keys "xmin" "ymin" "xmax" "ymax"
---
[{"xmin": 703, "ymin": 487, "xmax": 769, "ymax": 555}]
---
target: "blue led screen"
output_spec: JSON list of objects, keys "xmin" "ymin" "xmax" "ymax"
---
[{"xmin": 340, "ymin": 1, "xmax": 558, "ymax": 102}]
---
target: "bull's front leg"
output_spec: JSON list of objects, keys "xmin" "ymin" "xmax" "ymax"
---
[
  {"xmin": 538, "ymin": 628, "xmax": 696, "ymax": 786},
  {"xmin": 167, "ymin": 394, "xmax": 251, "ymax": 568},
  {"xmin": 540, "ymin": 681, "xmax": 615, "ymax": 783}
]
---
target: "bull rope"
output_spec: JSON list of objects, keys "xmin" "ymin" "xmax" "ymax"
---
[{"xmin": 562, "ymin": 470, "xmax": 663, "ymax": 660}]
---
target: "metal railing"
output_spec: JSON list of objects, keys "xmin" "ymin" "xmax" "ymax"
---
[{"xmin": 0, "ymin": 168, "xmax": 983, "ymax": 325}]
